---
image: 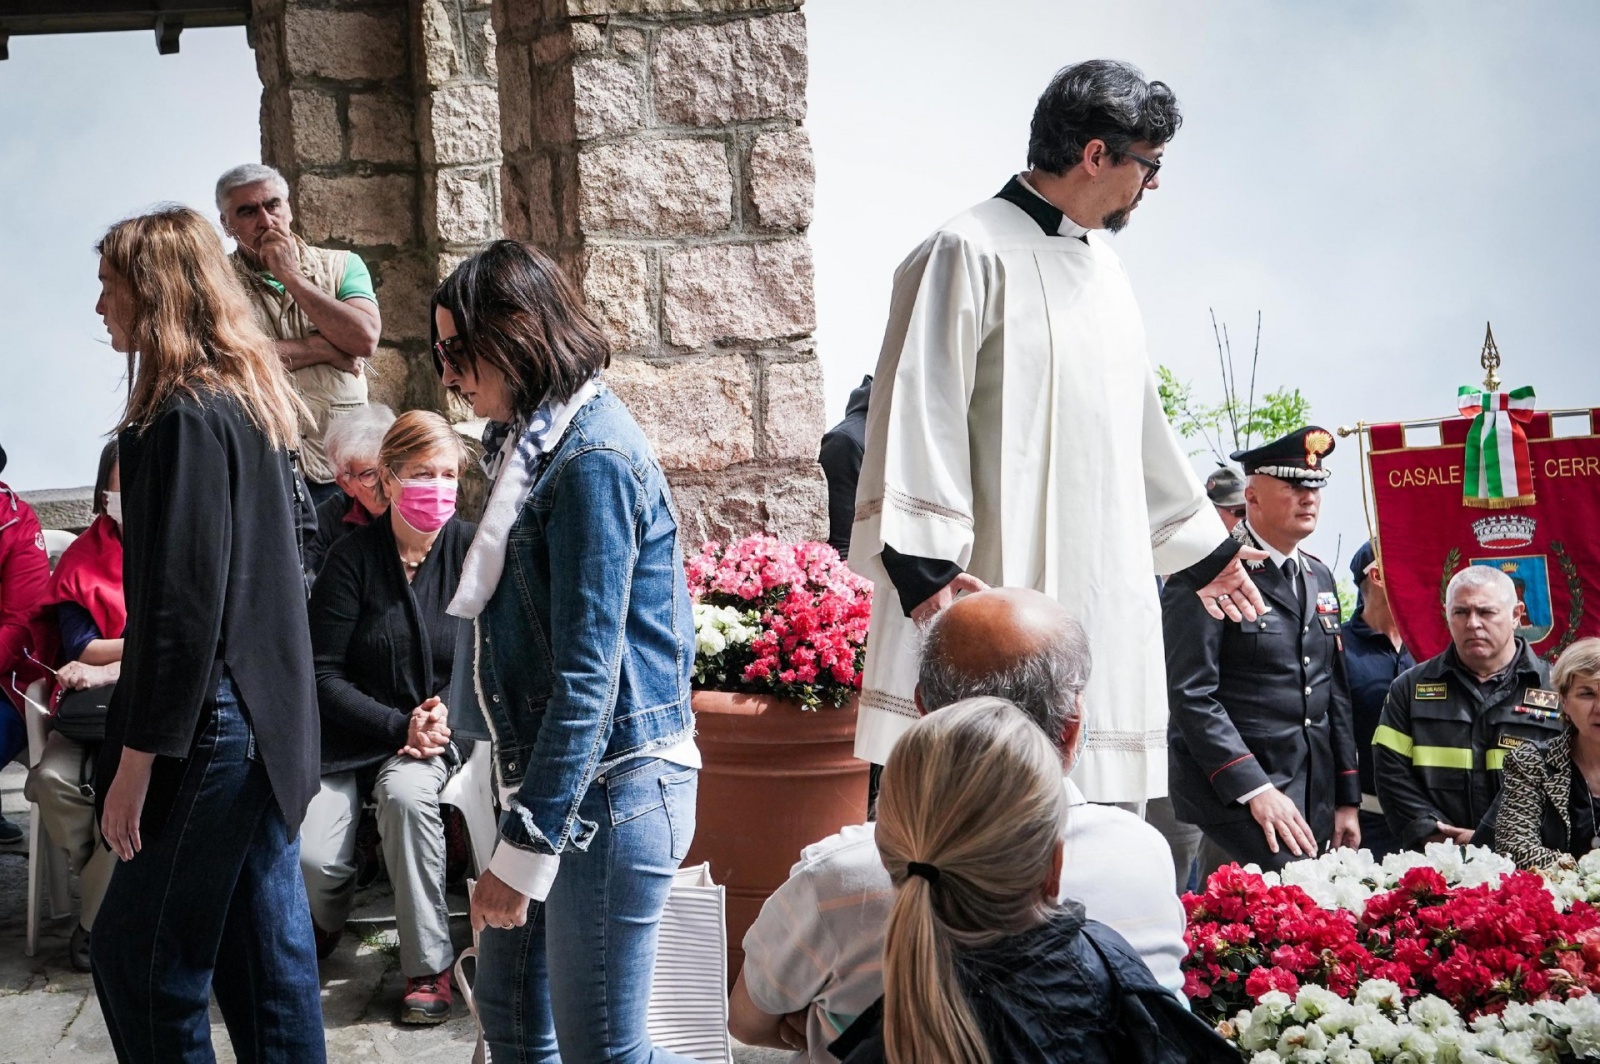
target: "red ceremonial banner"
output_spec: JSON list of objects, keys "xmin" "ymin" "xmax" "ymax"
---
[{"xmin": 1367, "ymin": 409, "xmax": 1600, "ymax": 662}]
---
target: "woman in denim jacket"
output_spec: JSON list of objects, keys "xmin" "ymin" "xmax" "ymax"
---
[{"xmin": 431, "ymin": 240, "xmax": 700, "ymax": 1062}]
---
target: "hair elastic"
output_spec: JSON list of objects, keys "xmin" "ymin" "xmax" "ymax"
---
[{"xmin": 906, "ymin": 861, "xmax": 941, "ymax": 886}]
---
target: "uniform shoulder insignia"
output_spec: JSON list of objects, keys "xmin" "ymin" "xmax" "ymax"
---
[
  {"xmin": 33, "ymin": 531, "xmax": 45, "ymax": 552},
  {"xmin": 1415, "ymin": 682, "xmax": 1449, "ymax": 700},
  {"xmin": 1524, "ymin": 689, "xmax": 1559, "ymax": 711}
]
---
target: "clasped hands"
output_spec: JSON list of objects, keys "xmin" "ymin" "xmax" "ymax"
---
[
  {"xmin": 400, "ymin": 696, "xmax": 451, "ymax": 759},
  {"xmin": 57, "ymin": 659, "xmax": 119, "ymax": 691}
]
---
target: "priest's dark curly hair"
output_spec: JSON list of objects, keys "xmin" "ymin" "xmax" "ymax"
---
[{"xmin": 1027, "ymin": 59, "xmax": 1182, "ymax": 175}]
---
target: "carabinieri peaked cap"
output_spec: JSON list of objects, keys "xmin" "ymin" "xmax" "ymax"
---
[{"xmin": 1231, "ymin": 426, "xmax": 1336, "ymax": 489}]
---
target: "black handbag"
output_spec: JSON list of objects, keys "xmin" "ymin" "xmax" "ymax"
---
[{"xmin": 52, "ymin": 682, "xmax": 113, "ymax": 745}]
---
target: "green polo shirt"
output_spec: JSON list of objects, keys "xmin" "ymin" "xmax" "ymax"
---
[{"xmin": 256, "ymin": 251, "xmax": 377, "ymax": 303}]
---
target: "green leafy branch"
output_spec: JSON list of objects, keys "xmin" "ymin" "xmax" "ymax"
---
[{"xmin": 1158, "ymin": 310, "xmax": 1311, "ymax": 465}]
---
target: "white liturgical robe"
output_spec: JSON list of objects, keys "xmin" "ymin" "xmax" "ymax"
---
[{"xmin": 849, "ymin": 178, "xmax": 1227, "ymax": 803}]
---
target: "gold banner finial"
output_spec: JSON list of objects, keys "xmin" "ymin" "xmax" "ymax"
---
[{"xmin": 1481, "ymin": 321, "xmax": 1501, "ymax": 391}]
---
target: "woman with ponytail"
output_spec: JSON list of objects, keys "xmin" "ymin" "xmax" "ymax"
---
[
  {"xmin": 89, "ymin": 204, "xmax": 325, "ymax": 1063},
  {"xmin": 831, "ymin": 697, "xmax": 1233, "ymax": 1064}
]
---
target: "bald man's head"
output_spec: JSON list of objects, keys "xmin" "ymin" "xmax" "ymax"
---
[{"xmin": 916, "ymin": 588, "xmax": 1092, "ymax": 762}]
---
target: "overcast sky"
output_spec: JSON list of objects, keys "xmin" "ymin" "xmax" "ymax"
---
[{"xmin": 5, "ymin": 2, "xmax": 1599, "ymax": 566}]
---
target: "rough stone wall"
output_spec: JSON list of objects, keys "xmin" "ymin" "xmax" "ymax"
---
[
  {"xmin": 495, "ymin": 0, "xmax": 827, "ymax": 546},
  {"xmin": 251, "ymin": 0, "xmax": 504, "ymax": 422}
]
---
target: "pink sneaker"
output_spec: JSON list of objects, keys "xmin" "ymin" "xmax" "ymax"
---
[{"xmin": 401, "ymin": 971, "xmax": 453, "ymax": 1025}]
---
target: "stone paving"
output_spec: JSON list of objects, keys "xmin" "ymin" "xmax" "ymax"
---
[{"xmin": 0, "ymin": 763, "xmax": 787, "ymax": 1064}]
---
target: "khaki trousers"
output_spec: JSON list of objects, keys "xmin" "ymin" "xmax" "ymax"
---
[
  {"xmin": 24, "ymin": 731, "xmax": 116, "ymax": 929},
  {"xmin": 298, "ymin": 754, "xmax": 454, "ymax": 978}
]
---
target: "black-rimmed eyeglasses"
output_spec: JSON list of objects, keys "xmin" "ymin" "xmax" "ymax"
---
[{"xmin": 1121, "ymin": 149, "xmax": 1162, "ymax": 187}]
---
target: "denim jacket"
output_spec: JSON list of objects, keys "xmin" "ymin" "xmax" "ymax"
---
[{"xmin": 467, "ymin": 388, "xmax": 695, "ymax": 857}]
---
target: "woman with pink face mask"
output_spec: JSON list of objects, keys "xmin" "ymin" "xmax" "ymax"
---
[{"xmin": 303, "ymin": 409, "xmax": 477, "ymax": 1024}]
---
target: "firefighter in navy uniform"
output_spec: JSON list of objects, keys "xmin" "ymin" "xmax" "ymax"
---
[
  {"xmin": 1164, "ymin": 426, "xmax": 1362, "ymax": 873},
  {"xmin": 1374, "ymin": 563, "xmax": 1557, "ymax": 852}
]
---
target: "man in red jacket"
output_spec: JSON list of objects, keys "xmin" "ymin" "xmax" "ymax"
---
[{"xmin": 0, "ymin": 440, "xmax": 55, "ymax": 844}]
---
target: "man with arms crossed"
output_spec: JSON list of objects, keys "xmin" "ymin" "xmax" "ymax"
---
[{"xmin": 217, "ymin": 163, "xmax": 382, "ymax": 507}]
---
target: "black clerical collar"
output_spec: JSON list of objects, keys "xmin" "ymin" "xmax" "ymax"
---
[{"xmin": 994, "ymin": 175, "xmax": 1089, "ymax": 240}]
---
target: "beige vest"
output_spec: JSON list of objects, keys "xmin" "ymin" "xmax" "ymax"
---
[{"xmin": 233, "ymin": 238, "xmax": 368, "ymax": 484}]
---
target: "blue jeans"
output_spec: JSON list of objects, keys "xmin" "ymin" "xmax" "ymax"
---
[
  {"xmin": 476, "ymin": 757, "xmax": 698, "ymax": 1063},
  {"xmin": 91, "ymin": 676, "xmax": 325, "ymax": 1063}
]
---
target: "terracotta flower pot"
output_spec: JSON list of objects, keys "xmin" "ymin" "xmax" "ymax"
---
[{"xmin": 684, "ymin": 688, "xmax": 870, "ymax": 985}]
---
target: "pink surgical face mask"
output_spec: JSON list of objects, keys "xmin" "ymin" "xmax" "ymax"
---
[{"xmin": 394, "ymin": 478, "xmax": 458, "ymax": 533}]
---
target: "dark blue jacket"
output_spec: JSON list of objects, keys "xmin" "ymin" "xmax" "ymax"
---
[
  {"xmin": 1341, "ymin": 613, "xmax": 1414, "ymax": 796},
  {"xmin": 458, "ymin": 388, "xmax": 695, "ymax": 858},
  {"xmin": 830, "ymin": 906, "xmax": 1235, "ymax": 1064}
]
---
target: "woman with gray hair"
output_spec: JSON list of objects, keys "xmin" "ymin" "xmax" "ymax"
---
[
  {"xmin": 1490, "ymin": 638, "xmax": 1600, "ymax": 869},
  {"xmin": 305, "ymin": 404, "xmax": 395, "ymax": 578}
]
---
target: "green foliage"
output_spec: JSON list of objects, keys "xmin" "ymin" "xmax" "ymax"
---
[
  {"xmin": 1336, "ymin": 576, "xmax": 1359, "ymax": 624},
  {"xmin": 1160, "ymin": 366, "xmax": 1310, "ymax": 463},
  {"xmin": 1158, "ymin": 311, "xmax": 1311, "ymax": 464}
]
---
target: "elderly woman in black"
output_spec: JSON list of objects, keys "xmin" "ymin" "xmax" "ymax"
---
[
  {"xmin": 303, "ymin": 409, "xmax": 475, "ymax": 1024},
  {"xmin": 1492, "ymin": 638, "xmax": 1600, "ymax": 870}
]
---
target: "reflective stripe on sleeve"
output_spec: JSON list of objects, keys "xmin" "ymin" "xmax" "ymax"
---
[
  {"xmin": 1411, "ymin": 746, "xmax": 1474, "ymax": 770},
  {"xmin": 1373, "ymin": 725, "xmax": 1414, "ymax": 758}
]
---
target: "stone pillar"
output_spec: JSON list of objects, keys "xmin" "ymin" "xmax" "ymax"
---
[
  {"xmin": 250, "ymin": 0, "xmax": 504, "ymax": 419},
  {"xmin": 495, "ymin": 0, "xmax": 827, "ymax": 545}
]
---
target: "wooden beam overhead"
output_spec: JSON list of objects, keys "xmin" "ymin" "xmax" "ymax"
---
[{"xmin": 0, "ymin": 1, "xmax": 251, "ymax": 58}]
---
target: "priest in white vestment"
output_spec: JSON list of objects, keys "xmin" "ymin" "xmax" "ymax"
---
[{"xmin": 850, "ymin": 60, "xmax": 1265, "ymax": 804}]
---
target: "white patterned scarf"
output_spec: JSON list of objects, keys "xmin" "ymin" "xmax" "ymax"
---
[{"xmin": 447, "ymin": 379, "xmax": 600, "ymax": 620}]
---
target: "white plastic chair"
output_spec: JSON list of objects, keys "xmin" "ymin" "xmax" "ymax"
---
[
  {"xmin": 19, "ymin": 679, "xmax": 72, "ymax": 957},
  {"xmin": 41, "ymin": 529, "xmax": 76, "ymax": 570},
  {"xmin": 439, "ymin": 738, "xmax": 497, "ymax": 878}
]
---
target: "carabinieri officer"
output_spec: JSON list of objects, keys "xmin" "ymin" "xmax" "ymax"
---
[
  {"xmin": 1164, "ymin": 426, "xmax": 1361, "ymax": 873},
  {"xmin": 1374, "ymin": 563, "xmax": 1557, "ymax": 851}
]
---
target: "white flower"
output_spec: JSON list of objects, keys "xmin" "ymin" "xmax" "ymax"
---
[
  {"xmin": 691, "ymin": 603, "xmax": 759, "ymax": 659},
  {"xmin": 1294, "ymin": 985, "xmax": 1349, "ymax": 1024},
  {"xmin": 1408, "ymin": 996, "xmax": 1463, "ymax": 1031},
  {"xmin": 1354, "ymin": 980, "xmax": 1406, "ymax": 1014},
  {"xmin": 1353, "ymin": 1019, "xmax": 1405, "ymax": 1057}
]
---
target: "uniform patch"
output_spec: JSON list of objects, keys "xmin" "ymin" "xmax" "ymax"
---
[
  {"xmin": 33, "ymin": 531, "xmax": 44, "ymax": 552},
  {"xmin": 1524, "ymin": 688, "xmax": 1559, "ymax": 711},
  {"xmin": 1316, "ymin": 591, "xmax": 1340, "ymax": 615},
  {"xmin": 1319, "ymin": 614, "xmax": 1339, "ymax": 632},
  {"xmin": 1415, "ymin": 682, "xmax": 1449, "ymax": 700},
  {"xmin": 1499, "ymin": 734, "xmax": 1527, "ymax": 750}
]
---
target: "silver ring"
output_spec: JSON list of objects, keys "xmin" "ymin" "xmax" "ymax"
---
[{"xmin": 1217, "ymin": 593, "xmax": 1231, "ymax": 601}]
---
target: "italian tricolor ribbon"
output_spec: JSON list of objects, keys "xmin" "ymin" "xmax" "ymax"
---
[{"xmin": 1457, "ymin": 385, "xmax": 1536, "ymax": 508}]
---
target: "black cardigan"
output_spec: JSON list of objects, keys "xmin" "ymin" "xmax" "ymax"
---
[
  {"xmin": 308, "ymin": 513, "xmax": 475, "ymax": 775},
  {"xmin": 99, "ymin": 390, "xmax": 320, "ymax": 836}
]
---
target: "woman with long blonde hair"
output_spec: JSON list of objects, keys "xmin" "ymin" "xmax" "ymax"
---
[
  {"xmin": 89, "ymin": 204, "xmax": 326, "ymax": 1063},
  {"xmin": 830, "ymin": 697, "xmax": 1233, "ymax": 1064}
]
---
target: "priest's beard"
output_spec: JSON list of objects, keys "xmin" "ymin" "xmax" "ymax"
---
[{"xmin": 1101, "ymin": 190, "xmax": 1144, "ymax": 234}]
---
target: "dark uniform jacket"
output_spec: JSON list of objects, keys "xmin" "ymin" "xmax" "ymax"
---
[
  {"xmin": 1164, "ymin": 524, "xmax": 1361, "ymax": 843},
  {"xmin": 1373, "ymin": 640, "xmax": 1556, "ymax": 849},
  {"xmin": 1342, "ymin": 613, "xmax": 1415, "ymax": 797},
  {"xmin": 819, "ymin": 375, "xmax": 871, "ymax": 559}
]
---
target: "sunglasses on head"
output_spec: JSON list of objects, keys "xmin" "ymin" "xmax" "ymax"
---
[{"xmin": 432, "ymin": 335, "xmax": 465, "ymax": 378}]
